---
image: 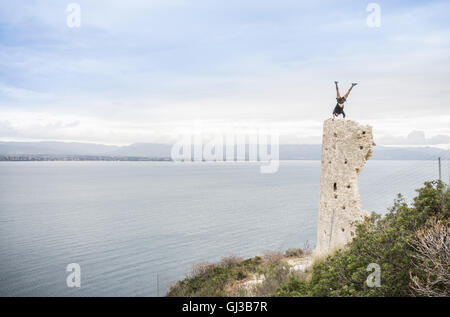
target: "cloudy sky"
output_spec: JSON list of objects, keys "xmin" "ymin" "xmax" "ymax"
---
[{"xmin": 0, "ymin": 0, "xmax": 449, "ymax": 146}]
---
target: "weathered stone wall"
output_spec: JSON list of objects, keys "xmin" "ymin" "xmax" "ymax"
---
[{"xmin": 316, "ymin": 118, "xmax": 375, "ymax": 256}]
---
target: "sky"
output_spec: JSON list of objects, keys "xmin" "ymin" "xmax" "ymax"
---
[{"xmin": 0, "ymin": 0, "xmax": 449, "ymax": 146}]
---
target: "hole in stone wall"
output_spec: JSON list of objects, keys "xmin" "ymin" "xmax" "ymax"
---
[
  {"xmin": 362, "ymin": 131, "xmax": 366, "ymax": 135},
  {"xmin": 342, "ymin": 206, "xmax": 346, "ymax": 210},
  {"xmin": 328, "ymin": 161, "xmax": 331, "ymax": 164},
  {"xmin": 341, "ymin": 228, "xmax": 345, "ymax": 232},
  {"xmin": 360, "ymin": 146, "xmax": 363, "ymax": 150},
  {"xmin": 355, "ymin": 168, "xmax": 360, "ymax": 173},
  {"xmin": 333, "ymin": 183, "xmax": 337, "ymax": 191},
  {"xmin": 333, "ymin": 133, "xmax": 338, "ymax": 137},
  {"xmin": 344, "ymin": 159, "xmax": 348, "ymax": 164},
  {"xmin": 347, "ymin": 185, "xmax": 351, "ymax": 189},
  {"xmin": 334, "ymin": 194, "xmax": 338, "ymax": 199}
]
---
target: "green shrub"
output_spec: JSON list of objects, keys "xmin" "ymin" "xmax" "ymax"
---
[
  {"xmin": 275, "ymin": 275, "xmax": 311, "ymax": 296},
  {"xmin": 284, "ymin": 248, "xmax": 304, "ymax": 258},
  {"xmin": 254, "ymin": 263, "xmax": 291, "ymax": 296}
]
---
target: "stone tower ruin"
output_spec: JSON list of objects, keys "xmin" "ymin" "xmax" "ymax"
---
[{"xmin": 316, "ymin": 118, "xmax": 376, "ymax": 256}]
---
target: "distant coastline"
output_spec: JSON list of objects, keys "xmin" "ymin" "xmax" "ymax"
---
[
  {"xmin": 0, "ymin": 141, "xmax": 449, "ymax": 161},
  {"xmin": 0, "ymin": 155, "xmax": 447, "ymax": 162},
  {"xmin": 0, "ymin": 154, "xmax": 172, "ymax": 162}
]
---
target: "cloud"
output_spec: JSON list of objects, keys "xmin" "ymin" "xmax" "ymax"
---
[
  {"xmin": 0, "ymin": 109, "xmax": 448, "ymax": 147},
  {"xmin": 0, "ymin": 1, "xmax": 449, "ymax": 144},
  {"xmin": 378, "ymin": 130, "xmax": 450, "ymax": 146}
]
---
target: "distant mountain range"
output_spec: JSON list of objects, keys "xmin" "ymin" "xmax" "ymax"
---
[{"xmin": 0, "ymin": 141, "xmax": 448, "ymax": 160}]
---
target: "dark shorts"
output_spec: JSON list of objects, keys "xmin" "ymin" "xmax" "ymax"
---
[{"xmin": 337, "ymin": 97, "xmax": 346, "ymax": 104}]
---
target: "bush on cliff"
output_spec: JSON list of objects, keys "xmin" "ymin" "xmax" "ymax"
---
[
  {"xmin": 166, "ymin": 255, "xmax": 264, "ymax": 296},
  {"xmin": 166, "ymin": 249, "xmax": 307, "ymax": 297},
  {"xmin": 276, "ymin": 180, "xmax": 449, "ymax": 297}
]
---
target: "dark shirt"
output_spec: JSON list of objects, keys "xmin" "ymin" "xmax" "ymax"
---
[{"xmin": 333, "ymin": 97, "xmax": 346, "ymax": 117}]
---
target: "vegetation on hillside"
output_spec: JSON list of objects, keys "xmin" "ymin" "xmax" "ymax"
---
[
  {"xmin": 167, "ymin": 181, "xmax": 449, "ymax": 297},
  {"xmin": 166, "ymin": 249, "xmax": 308, "ymax": 297},
  {"xmin": 277, "ymin": 180, "xmax": 449, "ymax": 297}
]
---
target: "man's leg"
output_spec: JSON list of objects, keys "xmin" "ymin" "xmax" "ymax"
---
[
  {"xmin": 343, "ymin": 83, "xmax": 357, "ymax": 99},
  {"xmin": 334, "ymin": 81, "xmax": 341, "ymax": 98},
  {"xmin": 335, "ymin": 81, "xmax": 340, "ymax": 99}
]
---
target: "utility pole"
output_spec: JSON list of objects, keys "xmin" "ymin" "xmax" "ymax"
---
[
  {"xmin": 157, "ymin": 272, "xmax": 160, "ymax": 297},
  {"xmin": 438, "ymin": 157, "xmax": 441, "ymax": 181}
]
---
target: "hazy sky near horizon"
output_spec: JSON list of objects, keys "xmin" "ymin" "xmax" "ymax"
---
[{"xmin": 0, "ymin": 0, "xmax": 449, "ymax": 146}]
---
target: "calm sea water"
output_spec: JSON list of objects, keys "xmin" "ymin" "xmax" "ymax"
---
[{"xmin": 0, "ymin": 160, "xmax": 445, "ymax": 296}]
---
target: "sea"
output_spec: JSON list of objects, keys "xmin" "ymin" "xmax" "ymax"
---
[{"xmin": 0, "ymin": 160, "xmax": 446, "ymax": 296}]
